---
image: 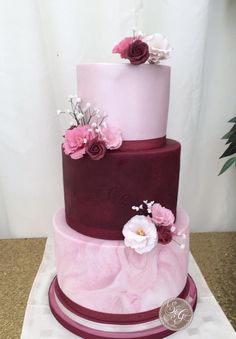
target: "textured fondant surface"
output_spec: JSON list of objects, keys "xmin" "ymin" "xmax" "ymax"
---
[
  {"xmin": 77, "ymin": 63, "xmax": 170, "ymax": 140},
  {"xmin": 54, "ymin": 208, "xmax": 189, "ymax": 314},
  {"xmin": 63, "ymin": 139, "xmax": 181, "ymax": 240}
]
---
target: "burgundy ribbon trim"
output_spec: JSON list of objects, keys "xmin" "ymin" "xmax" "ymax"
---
[
  {"xmin": 54, "ymin": 277, "xmax": 190, "ymax": 325},
  {"xmin": 119, "ymin": 136, "xmax": 166, "ymax": 151}
]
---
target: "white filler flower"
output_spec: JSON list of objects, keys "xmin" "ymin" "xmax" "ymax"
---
[
  {"xmin": 122, "ymin": 215, "xmax": 158, "ymax": 254},
  {"xmin": 142, "ymin": 33, "xmax": 171, "ymax": 63}
]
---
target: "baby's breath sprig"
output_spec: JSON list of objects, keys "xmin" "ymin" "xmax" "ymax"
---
[{"xmin": 57, "ymin": 95, "xmax": 107, "ymax": 128}]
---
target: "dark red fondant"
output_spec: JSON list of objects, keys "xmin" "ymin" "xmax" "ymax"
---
[{"xmin": 63, "ymin": 139, "xmax": 180, "ymax": 240}]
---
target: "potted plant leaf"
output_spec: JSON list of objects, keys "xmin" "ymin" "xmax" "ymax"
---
[{"xmin": 219, "ymin": 116, "xmax": 236, "ymax": 175}]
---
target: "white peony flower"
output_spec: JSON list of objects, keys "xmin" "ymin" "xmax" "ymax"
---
[
  {"xmin": 142, "ymin": 33, "xmax": 171, "ymax": 64},
  {"xmin": 122, "ymin": 215, "xmax": 158, "ymax": 254}
]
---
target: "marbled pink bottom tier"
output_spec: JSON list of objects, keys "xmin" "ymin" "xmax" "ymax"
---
[{"xmin": 53, "ymin": 209, "xmax": 189, "ymax": 314}]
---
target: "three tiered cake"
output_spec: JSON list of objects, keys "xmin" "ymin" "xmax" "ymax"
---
[{"xmin": 49, "ymin": 33, "xmax": 197, "ymax": 339}]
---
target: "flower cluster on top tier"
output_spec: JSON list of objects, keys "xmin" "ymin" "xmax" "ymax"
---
[
  {"xmin": 57, "ymin": 95, "xmax": 122, "ymax": 160},
  {"xmin": 112, "ymin": 30, "xmax": 171, "ymax": 65},
  {"xmin": 122, "ymin": 201, "xmax": 186, "ymax": 254}
]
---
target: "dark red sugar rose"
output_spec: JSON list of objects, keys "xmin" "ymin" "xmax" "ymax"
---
[
  {"xmin": 157, "ymin": 226, "xmax": 173, "ymax": 245},
  {"xmin": 127, "ymin": 40, "xmax": 149, "ymax": 65},
  {"xmin": 86, "ymin": 138, "xmax": 106, "ymax": 160}
]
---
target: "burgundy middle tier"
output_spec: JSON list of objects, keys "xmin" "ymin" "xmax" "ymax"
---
[{"xmin": 63, "ymin": 139, "xmax": 180, "ymax": 240}]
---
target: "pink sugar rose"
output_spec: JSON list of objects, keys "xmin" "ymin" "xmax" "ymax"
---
[
  {"xmin": 102, "ymin": 125, "xmax": 122, "ymax": 150},
  {"xmin": 151, "ymin": 203, "xmax": 174, "ymax": 226},
  {"xmin": 112, "ymin": 37, "xmax": 133, "ymax": 59},
  {"xmin": 63, "ymin": 125, "xmax": 91, "ymax": 160}
]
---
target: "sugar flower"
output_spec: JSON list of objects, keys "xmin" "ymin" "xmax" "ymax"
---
[
  {"xmin": 59, "ymin": 95, "xmax": 123, "ymax": 160},
  {"xmin": 127, "ymin": 39, "xmax": 149, "ymax": 65},
  {"xmin": 122, "ymin": 215, "xmax": 158, "ymax": 254},
  {"xmin": 151, "ymin": 203, "xmax": 174, "ymax": 226},
  {"xmin": 113, "ymin": 31, "xmax": 171, "ymax": 65},
  {"xmin": 112, "ymin": 37, "xmax": 133, "ymax": 59},
  {"xmin": 157, "ymin": 225, "xmax": 173, "ymax": 245},
  {"xmin": 63, "ymin": 125, "xmax": 91, "ymax": 160},
  {"xmin": 142, "ymin": 33, "xmax": 171, "ymax": 64},
  {"xmin": 102, "ymin": 125, "xmax": 122, "ymax": 150},
  {"xmin": 86, "ymin": 138, "xmax": 106, "ymax": 161}
]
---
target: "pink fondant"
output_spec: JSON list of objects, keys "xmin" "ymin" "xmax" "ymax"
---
[
  {"xmin": 53, "ymin": 209, "xmax": 189, "ymax": 314},
  {"xmin": 77, "ymin": 64, "xmax": 170, "ymax": 140}
]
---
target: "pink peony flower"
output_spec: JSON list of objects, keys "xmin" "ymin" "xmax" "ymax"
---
[
  {"xmin": 63, "ymin": 125, "xmax": 91, "ymax": 160},
  {"xmin": 122, "ymin": 215, "xmax": 158, "ymax": 254},
  {"xmin": 151, "ymin": 203, "xmax": 174, "ymax": 226},
  {"xmin": 112, "ymin": 37, "xmax": 133, "ymax": 59},
  {"xmin": 102, "ymin": 125, "xmax": 122, "ymax": 150},
  {"xmin": 127, "ymin": 39, "xmax": 149, "ymax": 65},
  {"xmin": 86, "ymin": 137, "xmax": 106, "ymax": 160}
]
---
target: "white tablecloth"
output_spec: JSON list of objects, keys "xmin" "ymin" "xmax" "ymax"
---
[{"xmin": 21, "ymin": 238, "xmax": 236, "ymax": 339}]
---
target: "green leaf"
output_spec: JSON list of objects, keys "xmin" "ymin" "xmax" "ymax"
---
[
  {"xmin": 222, "ymin": 130, "xmax": 234, "ymax": 140},
  {"xmin": 221, "ymin": 124, "xmax": 236, "ymax": 139},
  {"xmin": 226, "ymin": 133, "xmax": 236, "ymax": 144},
  {"xmin": 220, "ymin": 143, "xmax": 236, "ymax": 158},
  {"xmin": 228, "ymin": 117, "xmax": 236, "ymax": 123},
  {"xmin": 218, "ymin": 157, "xmax": 236, "ymax": 175}
]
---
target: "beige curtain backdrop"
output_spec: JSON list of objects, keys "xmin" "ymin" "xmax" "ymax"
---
[{"xmin": 0, "ymin": 0, "xmax": 235, "ymax": 238}]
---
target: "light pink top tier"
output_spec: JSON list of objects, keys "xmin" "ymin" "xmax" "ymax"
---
[{"xmin": 77, "ymin": 64, "xmax": 170, "ymax": 140}]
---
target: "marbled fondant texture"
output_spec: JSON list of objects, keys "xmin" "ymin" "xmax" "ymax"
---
[
  {"xmin": 63, "ymin": 139, "xmax": 180, "ymax": 240},
  {"xmin": 77, "ymin": 64, "xmax": 170, "ymax": 140},
  {"xmin": 54, "ymin": 209, "xmax": 189, "ymax": 314}
]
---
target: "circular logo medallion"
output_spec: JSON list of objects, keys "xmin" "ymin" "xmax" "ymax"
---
[{"xmin": 159, "ymin": 297, "xmax": 193, "ymax": 331}]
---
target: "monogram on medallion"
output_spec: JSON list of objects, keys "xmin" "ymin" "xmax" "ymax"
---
[{"xmin": 159, "ymin": 297, "xmax": 193, "ymax": 331}]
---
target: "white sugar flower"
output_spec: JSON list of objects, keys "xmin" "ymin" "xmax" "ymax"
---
[
  {"xmin": 122, "ymin": 215, "xmax": 158, "ymax": 254},
  {"xmin": 142, "ymin": 33, "xmax": 171, "ymax": 64}
]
